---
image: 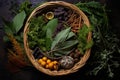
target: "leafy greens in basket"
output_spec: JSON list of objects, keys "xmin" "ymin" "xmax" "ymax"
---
[{"xmin": 28, "ymin": 14, "xmax": 92, "ymax": 59}]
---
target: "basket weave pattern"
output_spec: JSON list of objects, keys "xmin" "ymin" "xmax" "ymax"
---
[{"xmin": 24, "ymin": 1, "xmax": 92, "ymax": 76}]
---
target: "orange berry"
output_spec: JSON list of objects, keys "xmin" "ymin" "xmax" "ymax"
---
[
  {"xmin": 48, "ymin": 62, "xmax": 54, "ymax": 69},
  {"xmin": 46, "ymin": 59, "xmax": 51, "ymax": 64},
  {"xmin": 42, "ymin": 57, "xmax": 47, "ymax": 61},
  {"xmin": 38, "ymin": 59, "xmax": 43, "ymax": 63},
  {"xmin": 40, "ymin": 61, "xmax": 46, "ymax": 67}
]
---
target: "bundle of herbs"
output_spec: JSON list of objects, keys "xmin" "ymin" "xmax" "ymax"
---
[{"xmin": 76, "ymin": 1, "xmax": 120, "ymax": 79}]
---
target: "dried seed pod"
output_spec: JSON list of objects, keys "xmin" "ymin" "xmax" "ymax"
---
[{"xmin": 59, "ymin": 56, "xmax": 74, "ymax": 69}]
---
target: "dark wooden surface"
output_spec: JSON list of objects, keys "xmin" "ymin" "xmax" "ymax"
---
[{"xmin": 0, "ymin": 0, "xmax": 120, "ymax": 80}]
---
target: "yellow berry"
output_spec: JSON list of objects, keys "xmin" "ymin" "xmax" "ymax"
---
[
  {"xmin": 38, "ymin": 59, "xmax": 43, "ymax": 63},
  {"xmin": 46, "ymin": 59, "xmax": 51, "ymax": 64},
  {"xmin": 42, "ymin": 57, "xmax": 47, "ymax": 61},
  {"xmin": 40, "ymin": 61, "xmax": 46, "ymax": 67}
]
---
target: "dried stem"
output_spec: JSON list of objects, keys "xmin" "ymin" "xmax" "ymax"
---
[
  {"xmin": 67, "ymin": 11, "xmax": 83, "ymax": 33},
  {"xmin": 8, "ymin": 49, "xmax": 28, "ymax": 68}
]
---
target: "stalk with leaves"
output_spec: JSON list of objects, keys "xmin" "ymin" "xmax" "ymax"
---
[{"xmin": 76, "ymin": 1, "xmax": 120, "ymax": 79}]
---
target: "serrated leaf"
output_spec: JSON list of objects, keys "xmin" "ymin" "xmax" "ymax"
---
[{"xmin": 13, "ymin": 10, "xmax": 26, "ymax": 33}]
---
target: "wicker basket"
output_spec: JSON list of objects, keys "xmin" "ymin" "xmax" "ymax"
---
[{"xmin": 24, "ymin": 1, "xmax": 92, "ymax": 76}]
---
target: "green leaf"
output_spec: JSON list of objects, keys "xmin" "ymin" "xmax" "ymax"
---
[
  {"xmin": 45, "ymin": 18, "xmax": 58, "ymax": 50},
  {"xmin": 56, "ymin": 40, "xmax": 78, "ymax": 50},
  {"xmin": 51, "ymin": 27, "xmax": 71, "ymax": 50},
  {"xmin": 13, "ymin": 10, "xmax": 26, "ymax": 33},
  {"xmin": 50, "ymin": 40, "xmax": 78, "ymax": 58},
  {"xmin": 67, "ymin": 31, "xmax": 76, "ymax": 39},
  {"xmin": 48, "ymin": 27, "xmax": 78, "ymax": 58},
  {"xmin": 46, "ymin": 18, "xmax": 58, "ymax": 40}
]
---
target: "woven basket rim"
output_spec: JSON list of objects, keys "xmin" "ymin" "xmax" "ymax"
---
[{"xmin": 23, "ymin": 1, "xmax": 92, "ymax": 76}]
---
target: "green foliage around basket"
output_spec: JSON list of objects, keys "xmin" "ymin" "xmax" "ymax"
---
[
  {"xmin": 76, "ymin": 1, "xmax": 120, "ymax": 79},
  {"xmin": 19, "ymin": 0, "xmax": 33, "ymax": 15},
  {"xmin": 75, "ymin": 1, "xmax": 108, "ymax": 34},
  {"xmin": 77, "ymin": 24, "xmax": 93, "ymax": 54},
  {"xmin": 3, "ymin": 10, "xmax": 26, "ymax": 43}
]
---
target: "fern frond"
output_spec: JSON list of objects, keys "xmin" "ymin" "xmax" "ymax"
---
[
  {"xmin": 8, "ymin": 49, "xmax": 28, "ymax": 68},
  {"xmin": 7, "ymin": 34, "xmax": 24, "ymax": 59}
]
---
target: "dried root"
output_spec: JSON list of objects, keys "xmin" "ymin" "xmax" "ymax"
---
[{"xmin": 67, "ymin": 11, "xmax": 83, "ymax": 33}]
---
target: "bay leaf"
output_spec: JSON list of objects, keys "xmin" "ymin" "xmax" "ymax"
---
[{"xmin": 51, "ymin": 27, "xmax": 71, "ymax": 50}]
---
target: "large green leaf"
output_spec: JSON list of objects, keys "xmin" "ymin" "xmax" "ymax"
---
[
  {"xmin": 45, "ymin": 18, "xmax": 58, "ymax": 50},
  {"xmin": 51, "ymin": 27, "xmax": 71, "ymax": 50},
  {"xmin": 13, "ymin": 10, "xmax": 26, "ymax": 33},
  {"xmin": 46, "ymin": 18, "xmax": 58, "ymax": 40}
]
